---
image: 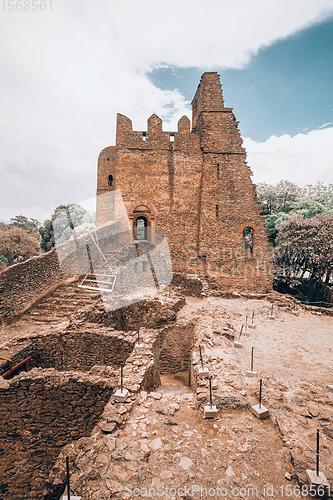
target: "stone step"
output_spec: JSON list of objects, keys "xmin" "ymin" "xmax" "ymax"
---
[
  {"xmin": 30, "ymin": 315, "xmax": 66, "ymax": 323},
  {"xmin": 38, "ymin": 296, "xmax": 99, "ymax": 307}
]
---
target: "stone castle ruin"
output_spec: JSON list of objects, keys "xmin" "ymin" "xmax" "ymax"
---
[
  {"xmin": 2, "ymin": 73, "xmax": 330, "ymax": 500},
  {"xmin": 96, "ymin": 72, "xmax": 272, "ymax": 292}
]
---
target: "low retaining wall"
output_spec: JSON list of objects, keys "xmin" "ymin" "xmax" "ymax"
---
[{"xmin": 0, "ymin": 248, "xmax": 71, "ymax": 323}]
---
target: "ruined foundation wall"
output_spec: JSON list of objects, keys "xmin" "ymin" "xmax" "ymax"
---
[
  {"xmin": 0, "ymin": 369, "xmax": 114, "ymax": 499},
  {"xmin": 158, "ymin": 321, "xmax": 195, "ymax": 375},
  {"xmin": 30, "ymin": 329, "xmax": 134, "ymax": 371},
  {"xmin": 85, "ymin": 296, "xmax": 183, "ymax": 331},
  {"xmin": 0, "ymin": 248, "xmax": 69, "ymax": 322}
]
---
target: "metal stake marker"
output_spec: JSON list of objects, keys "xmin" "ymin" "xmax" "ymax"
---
[
  {"xmin": 198, "ymin": 345, "xmax": 210, "ymax": 377},
  {"xmin": 250, "ymin": 378, "xmax": 269, "ymax": 419},
  {"xmin": 316, "ymin": 429, "xmax": 320, "ymax": 477},
  {"xmin": 114, "ymin": 365, "xmax": 129, "ymax": 402},
  {"xmin": 169, "ymin": 285, "xmax": 171, "ymax": 298},
  {"xmin": 248, "ymin": 312, "xmax": 256, "ymax": 329},
  {"xmin": 234, "ymin": 325, "xmax": 243, "ymax": 348},
  {"xmin": 199, "ymin": 345, "xmax": 204, "ymax": 369},
  {"xmin": 66, "ymin": 456, "xmax": 70, "ymax": 500},
  {"xmin": 269, "ymin": 304, "xmax": 275, "ymax": 320},
  {"xmin": 204, "ymin": 377, "xmax": 217, "ymax": 418},
  {"xmin": 239, "ymin": 325, "xmax": 243, "ymax": 342},
  {"xmin": 245, "ymin": 316, "xmax": 248, "ymax": 332},
  {"xmin": 306, "ymin": 429, "xmax": 329, "ymax": 494},
  {"xmin": 137, "ymin": 327, "xmax": 140, "ymax": 345},
  {"xmin": 246, "ymin": 346, "xmax": 257, "ymax": 377}
]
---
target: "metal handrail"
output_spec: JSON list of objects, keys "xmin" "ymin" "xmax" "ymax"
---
[
  {"xmin": 0, "ymin": 356, "xmax": 12, "ymax": 375},
  {"xmin": 1, "ymin": 356, "xmax": 31, "ymax": 379}
]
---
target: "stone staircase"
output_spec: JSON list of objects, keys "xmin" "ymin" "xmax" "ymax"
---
[
  {"xmin": 26, "ymin": 281, "xmax": 101, "ymax": 324},
  {"xmin": 26, "ymin": 239, "xmax": 162, "ymax": 325}
]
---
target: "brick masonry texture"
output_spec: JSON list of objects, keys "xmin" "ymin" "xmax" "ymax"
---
[{"xmin": 96, "ymin": 72, "xmax": 273, "ymax": 293}]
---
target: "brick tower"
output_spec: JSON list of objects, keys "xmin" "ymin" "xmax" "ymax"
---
[{"xmin": 96, "ymin": 72, "xmax": 272, "ymax": 292}]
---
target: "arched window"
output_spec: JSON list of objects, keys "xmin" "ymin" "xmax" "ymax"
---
[
  {"xmin": 108, "ymin": 174, "xmax": 113, "ymax": 187},
  {"xmin": 243, "ymin": 227, "xmax": 253, "ymax": 255},
  {"xmin": 136, "ymin": 216, "xmax": 147, "ymax": 240}
]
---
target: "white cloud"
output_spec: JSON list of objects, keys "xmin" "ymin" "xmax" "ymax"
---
[
  {"xmin": 244, "ymin": 127, "xmax": 333, "ymax": 186},
  {"xmin": 0, "ymin": 0, "xmax": 333, "ymax": 220}
]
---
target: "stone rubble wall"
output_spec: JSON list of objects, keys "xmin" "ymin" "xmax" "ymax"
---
[
  {"xmin": 30, "ymin": 327, "xmax": 135, "ymax": 371},
  {"xmin": 0, "ymin": 247, "xmax": 71, "ymax": 323},
  {"xmin": 43, "ymin": 326, "xmax": 163, "ymax": 499},
  {"xmin": 0, "ymin": 368, "xmax": 115, "ymax": 499},
  {"xmin": 158, "ymin": 321, "xmax": 196, "ymax": 375},
  {"xmin": 171, "ymin": 273, "xmax": 203, "ymax": 297},
  {"xmin": 84, "ymin": 296, "xmax": 184, "ymax": 331},
  {"xmin": 0, "ymin": 306, "xmax": 173, "ymax": 499},
  {"xmin": 0, "ymin": 327, "xmax": 135, "ymax": 377}
]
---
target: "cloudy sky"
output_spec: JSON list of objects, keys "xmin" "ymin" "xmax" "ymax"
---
[{"xmin": 1, "ymin": 0, "xmax": 333, "ymax": 223}]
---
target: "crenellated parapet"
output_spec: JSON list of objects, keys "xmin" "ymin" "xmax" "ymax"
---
[{"xmin": 116, "ymin": 112, "xmax": 200, "ymax": 151}]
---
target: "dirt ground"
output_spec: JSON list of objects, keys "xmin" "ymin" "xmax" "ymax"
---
[{"xmin": 106, "ymin": 296, "xmax": 332, "ymax": 500}]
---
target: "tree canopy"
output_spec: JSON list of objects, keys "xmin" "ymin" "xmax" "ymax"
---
[
  {"xmin": 0, "ymin": 227, "xmax": 40, "ymax": 266},
  {"xmin": 256, "ymin": 181, "xmax": 333, "ymax": 244},
  {"xmin": 257, "ymin": 181, "xmax": 333, "ymax": 304},
  {"xmin": 9, "ymin": 215, "xmax": 41, "ymax": 233},
  {"xmin": 39, "ymin": 204, "xmax": 94, "ymax": 252},
  {"xmin": 275, "ymin": 213, "xmax": 333, "ymax": 284}
]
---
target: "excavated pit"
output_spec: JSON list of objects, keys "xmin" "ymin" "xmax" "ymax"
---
[
  {"xmin": 158, "ymin": 321, "xmax": 196, "ymax": 388},
  {"xmin": 0, "ymin": 327, "xmax": 136, "ymax": 500},
  {"xmin": 0, "ymin": 295, "xmax": 188, "ymax": 499},
  {"xmin": 0, "ymin": 328, "xmax": 134, "ymax": 377},
  {"xmin": 0, "ymin": 369, "xmax": 115, "ymax": 499}
]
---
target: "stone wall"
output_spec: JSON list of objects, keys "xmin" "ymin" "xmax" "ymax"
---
[
  {"xmin": 30, "ymin": 328, "xmax": 134, "ymax": 371},
  {"xmin": 0, "ymin": 297, "xmax": 182, "ymax": 499},
  {"xmin": 0, "ymin": 247, "xmax": 70, "ymax": 323},
  {"xmin": 0, "ymin": 328, "xmax": 135, "ymax": 379},
  {"xmin": 0, "ymin": 369, "xmax": 115, "ymax": 499},
  {"xmin": 158, "ymin": 321, "xmax": 195, "ymax": 375},
  {"xmin": 172, "ymin": 273, "xmax": 203, "ymax": 297},
  {"xmin": 84, "ymin": 296, "xmax": 184, "ymax": 331}
]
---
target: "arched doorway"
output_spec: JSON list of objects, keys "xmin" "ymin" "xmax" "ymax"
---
[
  {"xmin": 128, "ymin": 201, "xmax": 156, "ymax": 242},
  {"xmin": 135, "ymin": 216, "xmax": 148, "ymax": 240}
]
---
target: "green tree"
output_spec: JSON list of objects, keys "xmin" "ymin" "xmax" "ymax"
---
[
  {"xmin": 256, "ymin": 180, "xmax": 302, "ymax": 216},
  {"xmin": 9, "ymin": 215, "xmax": 41, "ymax": 233},
  {"xmin": 275, "ymin": 213, "xmax": 333, "ymax": 291},
  {"xmin": 39, "ymin": 204, "xmax": 94, "ymax": 252},
  {"xmin": 39, "ymin": 219, "xmax": 55, "ymax": 252},
  {"xmin": 256, "ymin": 180, "xmax": 333, "ymax": 245},
  {"xmin": 0, "ymin": 227, "xmax": 40, "ymax": 265}
]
